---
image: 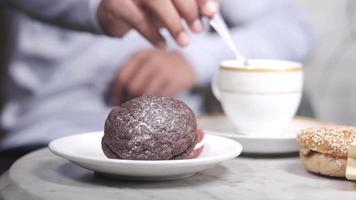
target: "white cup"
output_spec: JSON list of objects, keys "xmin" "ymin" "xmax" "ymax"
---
[{"xmin": 212, "ymin": 59, "xmax": 303, "ymax": 137}]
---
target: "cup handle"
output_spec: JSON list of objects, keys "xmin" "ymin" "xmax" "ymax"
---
[{"xmin": 211, "ymin": 71, "xmax": 221, "ymax": 101}]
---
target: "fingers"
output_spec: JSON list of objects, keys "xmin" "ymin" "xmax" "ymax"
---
[
  {"xmin": 113, "ymin": 51, "xmax": 151, "ymax": 101},
  {"xmin": 197, "ymin": 0, "xmax": 219, "ymax": 18},
  {"xmin": 127, "ymin": 59, "xmax": 172, "ymax": 96},
  {"xmin": 105, "ymin": 0, "xmax": 166, "ymax": 48},
  {"xmin": 97, "ymin": 1, "xmax": 133, "ymax": 38},
  {"xmin": 144, "ymin": 74, "xmax": 176, "ymax": 97},
  {"xmin": 100, "ymin": 0, "xmax": 219, "ymax": 47},
  {"xmin": 143, "ymin": 0, "xmax": 190, "ymax": 47},
  {"xmin": 143, "ymin": 73, "xmax": 167, "ymax": 96},
  {"xmin": 109, "ymin": 78, "xmax": 121, "ymax": 105},
  {"xmin": 113, "ymin": 49, "xmax": 196, "ymax": 101},
  {"xmin": 117, "ymin": 50, "xmax": 167, "ymax": 97},
  {"xmin": 160, "ymin": 82, "xmax": 176, "ymax": 97},
  {"xmin": 172, "ymin": 0, "xmax": 203, "ymax": 33},
  {"xmin": 118, "ymin": 51, "xmax": 151, "ymax": 86},
  {"xmin": 126, "ymin": 63, "xmax": 157, "ymax": 96}
]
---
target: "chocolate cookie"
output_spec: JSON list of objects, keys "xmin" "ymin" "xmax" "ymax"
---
[{"xmin": 102, "ymin": 96, "xmax": 197, "ymax": 160}]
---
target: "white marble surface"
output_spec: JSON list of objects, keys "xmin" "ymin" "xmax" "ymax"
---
[{"xmin": 0, "ymin": 149, "xmax": 355, "ymax": 200}]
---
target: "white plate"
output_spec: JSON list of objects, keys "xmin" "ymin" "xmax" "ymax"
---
[
  {"xmin": 198, "ymin": 116, "xmax": 331, "ymax": 154},
  {"xmin": 49, "ymin": 131, "xmax": 242, "ymax": 181}
]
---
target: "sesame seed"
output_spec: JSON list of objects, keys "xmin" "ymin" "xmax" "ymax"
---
[{"xmin": 297, "ymin": 126, "xmax": 356, "ymax": 158}]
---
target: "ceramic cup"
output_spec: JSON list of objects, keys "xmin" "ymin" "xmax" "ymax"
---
[{"xmin": 212, "ymin": 59, "xmax": 303, "ymax": 137}]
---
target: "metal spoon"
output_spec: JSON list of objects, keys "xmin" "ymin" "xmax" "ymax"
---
[{"xmin": 209, "ymin": 13, "xmax": 248, "ymax": 65}]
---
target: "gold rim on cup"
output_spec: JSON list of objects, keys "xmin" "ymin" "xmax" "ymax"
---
[{"xmin": 220, "ymin": 59, "xmax": 303, "ymax": 73}]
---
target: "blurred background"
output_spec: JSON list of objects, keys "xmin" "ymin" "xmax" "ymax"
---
[
  {"xmin": 0, "ymin": 0, "xmax": 356, "ymax": 171},
  {"xmin": 203, "ymin": 0, "xmax": 356, "ymax": 125},
  {"xmin": 297, "ymin": 0, "xmax": 356, "ymax": 125},
  {"xmin": 0, "ymin": 0, "xmax": 355, "ymax": 137},
  {"xmin": 2, "ymin": 0, "xmax": 354, "ymax": 122}
]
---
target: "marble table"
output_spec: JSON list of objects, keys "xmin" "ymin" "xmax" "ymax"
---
[{"xmin": 0, "ymin": 149, "xmax": 355, "ymax": 200}]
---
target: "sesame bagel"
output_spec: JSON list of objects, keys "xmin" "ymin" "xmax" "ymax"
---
[
  {"xmin": 299, "ymin": 148, "xmax": 346, "ymax": 177},
  {"xmin": 297, "ymin": 126, "xmax": 356, "ymax": 177},
  {"xmin": 297, "ymin": 126, "xmax": 356, "ymax": 158}
]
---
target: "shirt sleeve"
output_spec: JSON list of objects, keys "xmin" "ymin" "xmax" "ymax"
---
[
  {"xmin": 180, "ymin": 0, "xmax": 315, "ymax": 87},
  {"xmin": 6, "ymin": 0, "xmax": 103, "ymax": 34}
]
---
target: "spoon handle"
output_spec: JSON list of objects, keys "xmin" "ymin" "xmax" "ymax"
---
[{"xmin": 209, "ymin": 13, "xmax": 248, "ymax": 64}]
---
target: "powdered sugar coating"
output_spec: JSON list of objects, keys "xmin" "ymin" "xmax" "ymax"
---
[
  {"xmin": 297, "ymin": 126, "xmax": 356, "ymax": 158},
  {"xmin": 102, "ymin": 96, "xmax": 197, "ymax": 160}
]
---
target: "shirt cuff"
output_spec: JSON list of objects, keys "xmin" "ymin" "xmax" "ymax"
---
[{"xmin": 88, "ymin": 0, "xmax": 104, "ymax": 34}]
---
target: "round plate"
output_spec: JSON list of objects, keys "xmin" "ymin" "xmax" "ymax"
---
[
  {"xmin": 198, "ymin": 116, "xmax": 331, "ymax": 154},
  {"xmin": 48, "ymin": 131, "xmax": 242, "ymax": 181}
]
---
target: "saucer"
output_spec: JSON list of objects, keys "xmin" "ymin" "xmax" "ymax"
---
[
  {"xmin": 197, "ymin": 115, "xmax": 331, "ymax": 154},
  {"xmin": 49, "ymin": 131, "xmax": 242, "ymax": 181}
]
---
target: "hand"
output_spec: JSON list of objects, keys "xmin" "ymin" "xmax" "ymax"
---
[
  {"xmin": 97, "ymin": 0, "xmax": 219, "ymax": 47},
  {"xmin": 110, "ymin": 49, "xmax": 197, "ymax": 105}
]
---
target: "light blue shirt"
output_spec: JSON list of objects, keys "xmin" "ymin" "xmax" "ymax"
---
[
  {"xmin": 0, "ymin": 0, "xmax": 314, "ymax": 150},
  {"xmin": 2, "ymin": 0, "xmax": 102, "ymax": 33}
]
